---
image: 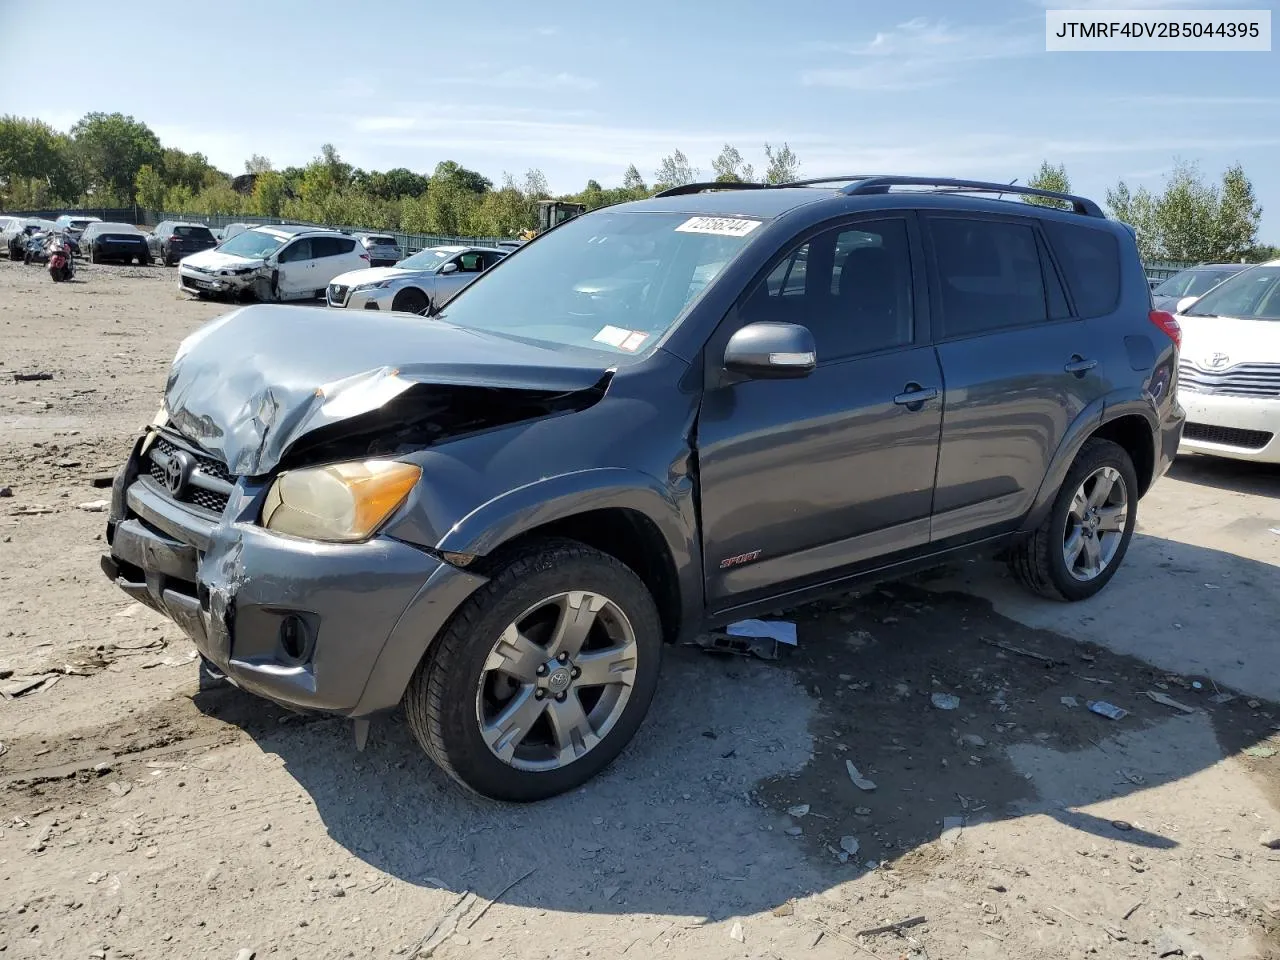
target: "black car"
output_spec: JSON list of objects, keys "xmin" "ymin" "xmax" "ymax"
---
[
  {"xmin": 148, "ymin": 221, "xmax": 218, "ymax": 266},
  {"xmin": 82, "ymin": 222, "xmax": 153, "ymax": 265},
  {"xmin": 101, "ymin": 175, "xmax": 1184, "ymax": 801}
]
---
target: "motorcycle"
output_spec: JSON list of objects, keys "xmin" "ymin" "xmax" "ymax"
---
[{"xmin": 46, "ymin": 233, "xmax": 75, "ymax": 282}]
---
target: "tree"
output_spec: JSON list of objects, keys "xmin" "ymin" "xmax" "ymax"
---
[
  {"xmin": 762, "ymin": 142, "xmax": 799, "ymax": 184},
  {"xmin": 654, "ymin": 149, "xmax": 697, "ymax": 190},
  {"xmin": 712, "ymin": 144, "xmax": 755, "ymax": 183},
  {"xmin": 0, "ymin": 116, "xmax": 79, "ymax": 205},
  {"xmin": 250, "ymin": 170, "xmax": 286, "ymax": 217},
  {"xmin": 245, "ymin": 154, "xmax": 274, "ymax": 174},
  {"xmin": 134, "ymin": 164, "xmax": 166, "ymax": 210},
  {"xmin": 70, "ymin": 112, "xmax": 162, "ymax": 201},
  {"xmin": 1023, "ymin": 161, "xmax": 1071, "ymax": 209},
  {"xmin": 622, "ymin": 164, "xmax": 646, "ymax": 191},
  {"xmin": 1215, "ymin": 163, "xmax": 1262, "ymax": 261},
  {"xmin": 432, "ymin": 160, "xmax": 492, "ymax": 194},
  {"xmin": 522, "ymin": 168, "xmax": 550, "ymax": 200}
]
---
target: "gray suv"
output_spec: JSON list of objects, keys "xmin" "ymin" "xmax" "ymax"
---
[{"xmin": 99, "ymin": 176, "xmax": 1184, "ymax": 801}]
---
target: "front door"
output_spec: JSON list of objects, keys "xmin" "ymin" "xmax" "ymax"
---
[
  {"xmin": 697, "ymin": 216, "xmax": 944, "ymax": 608},
  {"xmin": 275, "ymin": 237, "xmax": 315, "ymax": 299},
  {"xmin": 923, "ymin": 214, "xmax": 1107, "ymax": 541}
]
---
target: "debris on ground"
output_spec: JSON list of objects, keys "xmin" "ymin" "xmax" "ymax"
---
[
  {"xmin": 931, "ymin": 692, "xmax": 960, "ymax": 710},
  {"xmin": 1146, "ymin": 690, "xmax": 1196, "ymax": 714},
  {"xmin": 728, "ymin": 921, "xmax": 744, "ymax": 942},
  {"xmin": 692, "ymin": 633, "xmax": 780, "ymax": 661},
  {"xmin": 1, "ymin": 673, "xmax": 60, "ymax": 698},
  {"xmin": 13, "ymin": 371, "xmax": 53, "ymax": 382},
  {"xmin": 726, "ymin": 618, "xmax": 797, "ymax": 646},
  {"xmin": 1060, "ymin": 695, "xmax": 1079, "ymax": 708},
  {"xmin": 985, "ymin": 639, "xmax": 1060, "ymax": 665},
  {"xmin": 1088, "ymin": 700, "xmax": 1129, "ymax": 720},
  {"xmin": 78, "ymin": 500, "xmax": 109, "ymax": 513},
  {"xmin": 787, "ymin": 803, "xmax": 810, "ymax": 818},
  {"xmin": 845, "ymin": 760, "xmax": 877, "ymax": 791},
  {"xmin": 0, "ymin": 486, "xmax": 11, "ymax": 498},
  {"xmin": 940, "ymin": 817, "xmax": 964, "ymax": 852},
  {"xmin": 839, "ymin": 835, "xmax": 860, "ymax": 856},
  {"xmin": 1244, "ymin": 744, "xmax": 1277, "ymax": 759},
  {"xmin": 856, "ymin": 915, "xmax": 927, "ymax": 938},
  {"xmin": 1260, "ymin": 829, "xmax": 1280, "ymax": 850}
]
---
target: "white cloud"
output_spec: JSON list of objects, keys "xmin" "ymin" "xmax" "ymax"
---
[
  {"xmin": 433, "ymin": 66, "xmax": 598, "ymax": 92},
  {"xmin": 802, "ymin": 18, "xmax": 1039, "ymax": 91}
]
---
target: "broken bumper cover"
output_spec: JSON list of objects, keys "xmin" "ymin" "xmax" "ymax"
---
[
  {"xmin": 100, "ymin": 455, "xmax": 486, "ymax": 717},
  {"xmin": 178, "ymin": 264, "xmax": 260, "ymax": 295}
]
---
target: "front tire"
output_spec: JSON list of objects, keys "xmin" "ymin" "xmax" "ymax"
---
[
  {"xmin": 392, "ymin": 288, "xmax": 428, "ymax": 315},
  {"xmin": 1009, "ymin": 438, "xmax": 1138, "ymax": 601},
  {"xmin": 404, "ymin": 539, "xmax": 662, "ymax": 802}
]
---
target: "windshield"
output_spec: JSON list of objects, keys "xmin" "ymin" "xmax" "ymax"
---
[
  {"xmin": 398, "ymin": 248, "xmax": 455, "ymax": 271},
  {"xmin": 435, "ymin": 211, "xmax": 761, "ymax": 356},
  {"xmin": 217, "ymin": 229, "xmax": 287, "ymax": 259},
  {"xmin": 1154, "ymin": 267, "xmax": 1239, "ymax": 298},
  {"xmin": 1184, "ymin": 266, "xmax": 1280, "ymax": 320}
]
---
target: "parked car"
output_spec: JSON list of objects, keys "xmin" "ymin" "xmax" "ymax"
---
[
  {"xmin": 1151, "ymin": 263, "xmax": 1246, "ymax": 313},
  {"xmin": 326, "ymin": 245, "xmax": 507, "ymax": 313},
  {"xmin": 217, "ymin": 222, "xmax": 254, "ymax": 245},
  {"xmin": 1175, "ymin": 260, "xmax": 1280, "ymax": 463},
  {"xmin": 100, "ymin": 175, "xmax": 1182, "ymax": 801},
  {"xmin": 148, "ymin": 221, "xmax": 218, "ymax": 266},
  {"xmin": 0, "ymin": 216, "xmax": 20, "ymax": 237},
  {"xmin": 53, "ymin": 215, "xmax": 102, "ymax": 257},
  {"xmin": 178, "ymin": 224, "xmax": 370, "ymax": 301},
  {"xmin": 82, "ymin": 222, "xmax": 152, "ymax": 265},
  {"xmin": 2, "ymin": 218, "xmax": 57, "ymax": 259},
  {"xmin": 354, "ymin": 232, "xmax": 401, "ymax": 267}
]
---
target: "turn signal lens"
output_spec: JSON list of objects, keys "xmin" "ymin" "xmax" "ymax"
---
[{"xmin": 262, "ymin": 460, "xmax": 421, "ymax": 542}]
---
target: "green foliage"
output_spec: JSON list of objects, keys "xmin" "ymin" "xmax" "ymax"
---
[
  {"xmin": 250, "ymin": 171, "xmax": 286, "ymax": 217},
  {"xmin": 1023, "ymin": 161, "xmax": 1071, "ymax": 209},
  {"xmin": 654, "ymin": 150, "xmax": 698, "ymax": 190},
  {"xmin": 712, "ymin": 144, "xmax": 755, "ymax": 184},
  {"xmin": 134, "ymin": 164, "xmax": 166, "ymax": 211},
  {"xmin": 763, "ymin": 142, "xmax": 799, "ymax": 184},
  {"xmin": 1106, "ymin": 160, "xmax": 1262, "ymax": 262},
  {"xmin": 0, "ymin": 115, "xmax": 79, "ymax": 205},
  {"xmin": 70, "ymin": 112, "xmax": 162, "ymax": 202}
]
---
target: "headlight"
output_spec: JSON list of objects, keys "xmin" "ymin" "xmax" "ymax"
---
[
  {"xmin": 352, "ymin": 279, "xmax": 397, "ymax": 293},
  {"xmin": 261, "ymin": 459, "xmax": 421, "ymax": 542}
]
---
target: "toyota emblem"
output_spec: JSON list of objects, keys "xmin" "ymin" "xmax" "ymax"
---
[
  {"xmin": 164, "ymin": 450, "xmax": 193, "ymax": 497},
  {"xmin": 1205, "ymin": 352, "xmax": 1230, "ymax": 369}
]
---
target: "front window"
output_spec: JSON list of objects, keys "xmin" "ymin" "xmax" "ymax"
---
[
  {"xmin": 1154, "ymin": 268, "xmax": 1240, "ymax": 298},
  {"xmin": 397, "ymin": 248, "xmax": 456, "ymax": 271},
  {"xmin": 435, "ymin": 211, "xmax": 762, "ymax": 356},
  {"xmin": 217, "ymin": 229, "xmax": 287, "ymax": 260},
  {"xmin": 1184, "ymin": 266, "xmax": 1280, "ymax": 320}
]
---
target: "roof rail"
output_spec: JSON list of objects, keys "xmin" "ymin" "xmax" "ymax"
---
[
  {"xmin": 777, "ymin": 175, "xmax": 877, "ymax": 188},
  {"xmin": 842, "ymin": 176, "xmax": 1105, "ymax": 218},
  {"xmin": 652, "ymin": 181, "xmax": 773, "ymax": 198}
]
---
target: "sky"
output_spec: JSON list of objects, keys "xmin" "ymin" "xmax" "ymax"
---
[{"xmin": 1, "ymin": 0, "xmax": 1277, "ymax": 237}]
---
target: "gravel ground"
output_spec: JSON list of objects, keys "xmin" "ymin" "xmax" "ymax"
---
[{"xmin": 1, "ymin": 257, "xmax": 1278, "ymax": 960}]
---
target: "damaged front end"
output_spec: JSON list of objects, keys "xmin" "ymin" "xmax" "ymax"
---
[{"xmin": 101, "ymin": 304, "xmax": 614, "ymax": 716}]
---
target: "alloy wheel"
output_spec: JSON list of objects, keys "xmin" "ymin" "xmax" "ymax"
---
[{"xmin": 1062, "ymin": 465, "xmax": 1129, "ymax": 582}]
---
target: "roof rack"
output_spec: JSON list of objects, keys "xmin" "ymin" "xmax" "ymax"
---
[
  {"xmin": 652, "ymin": 181, "xmax": 773, "ymax": 198},
  {"xmin": 840, "ymin": 176, "xmax": 1105, "ymax": 218}
]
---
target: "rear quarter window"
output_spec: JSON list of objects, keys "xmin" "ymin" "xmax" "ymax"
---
[{"xmin": 1042, "ymin": 220, "xmax": 1121, "ymax": 318}]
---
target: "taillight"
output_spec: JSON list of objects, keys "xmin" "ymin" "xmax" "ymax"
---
[
  {"xmin": 360, "ymin": 253, "xmax": 370, "ymax": 261},
  {"xmin": 168, "ymin": 235, "xmax": 181, "ymax": 243},
  {"xmin": 1149, "ymin": 310, "xmax": 1181, "ymax": 349}
]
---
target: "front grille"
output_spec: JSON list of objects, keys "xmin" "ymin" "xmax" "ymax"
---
[
  {"xmin": 1182, "ymin": 422, "xmax": 1274, "ymax": 450},
  {"xmin": 147, "ymin": 435, "xmax": 235, "ymax": 514},
  {"xmin": 181, "ymin": 275, "xmax": 202, "ymax": 290},
  {"xmin": 328, "ymin": 284, "xmax": 348, "ymax": 305},
  {"xmin": 1178, "ymin": 361, "xmax": 1280, "ymax": 398}
]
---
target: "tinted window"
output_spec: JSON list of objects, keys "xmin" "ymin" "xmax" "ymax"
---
[
  {"xmin": 931, "ymin": 218, "xmax": 1046, "ymax": 336},
  {"xmin": 742, "ymin": 219, "xmax": 914, "ymax": 360},
  {"xmin": 175, "ymin": 225, "xmax": 214, "ymax": 240},
  {"xmin": 1042, "ymin": 220, "xmax": 1121, "ymax": 318},
  {"xmin": 278, "ymin": 238, "xmax": 312, "ymax": 262},
  {"xmin": 366, "ymin": 236, "xmax": 396, "ymax": 246}
]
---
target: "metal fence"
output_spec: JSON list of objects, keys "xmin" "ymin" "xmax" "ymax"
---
[
  {"xmin": 1144, "ymin": 259, "xmax": 1196, "ymax": 282},
  {"xmin": 1, "ymin": 207, "xmax": 503, "ymax": 254}
]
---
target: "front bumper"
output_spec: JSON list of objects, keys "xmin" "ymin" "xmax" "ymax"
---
[
  {"xmin": 1177, "ymin": 391, "xmax": 1280, "ymax": 463},
  {"xmin": 179, "ymin": 264, "xmax": 259, "ymax": 295},
  {"xmin": 326, "ymin": 283, "xmax": 397, "ymax": 310},
  {"xmin": 100, "ymin": 435, "xmax": 486, "ymax": 716}
]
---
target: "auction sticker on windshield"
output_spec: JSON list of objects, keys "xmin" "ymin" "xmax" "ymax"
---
[
  {"xmin": 593, "ymin": 326, "xmax": 650, "ymax": 352},
  {"xmin": 675, "ymin": 216, "xmax": 762, "ymax": 237}
]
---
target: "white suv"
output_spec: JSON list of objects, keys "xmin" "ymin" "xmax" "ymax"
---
[{"xmin": 179, "ymin": 225, "xmax": 370, "ymax": 301}]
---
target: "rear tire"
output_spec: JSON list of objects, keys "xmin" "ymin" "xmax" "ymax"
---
[
  {"xmin": 404, "ymin": 539, "xmax": 662, "ymax": 802},
  {"xmin": 392, "ymin": 288, "xmax": 428, "ymax": 315},
  {"xmin": 1008, "ymin": 438, "xmax": 1138, "ymax": 602}
]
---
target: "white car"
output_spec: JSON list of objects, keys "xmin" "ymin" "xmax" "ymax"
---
[
  {"xmin": 179, "ymin": 224, "xmax": 370, "ymax": 301},
  {"xmin": 1176, "ymin": 259, "xmax": 1280, "ymax": 463},
  {"xmin": 325, "ymin": 245, "xmax": 507, "ymax": 314}
]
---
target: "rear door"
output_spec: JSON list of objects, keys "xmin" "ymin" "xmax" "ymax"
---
[
  {"xmin": 925, "ymin": 214, "xmax": 1106, "ymax": 542},
  {"xmin": 313, "ymin": 236, "xmax": 363, "ymax": 287},
  {"xmin": 697, "ymin": 215, "xmax": 944, "ymax": 607}
]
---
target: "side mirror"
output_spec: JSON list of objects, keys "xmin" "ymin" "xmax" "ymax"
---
[
  {"xmin": 723, "ymin": 322, "xmax": 817, "ymax": 380},
  {"xmin": 1175, "ymin": 295, "xmax": 1199, "ymax": 315},
  {"xmin": 440, "ymin": 262, "xmax": 459, "ymax": 274}
]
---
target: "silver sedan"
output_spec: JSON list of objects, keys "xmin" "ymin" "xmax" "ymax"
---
[{"xmin": 326, "ymin": 245, "xmax": 508, "ymax": 314}]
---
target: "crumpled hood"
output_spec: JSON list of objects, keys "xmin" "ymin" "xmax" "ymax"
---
[
  {"xmin": 182, "ymin": 249, "xmax": 265, "ymax": 271},
  {"xmin": 330, "ymin": 265, "xmax": 430, "ymax": 287},
  {"xmin": 163, "ymin": 304, "xmax": 613, "ymax": 477}
]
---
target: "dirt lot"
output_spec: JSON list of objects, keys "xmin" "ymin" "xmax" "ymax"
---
[{"xmin": 2, "ymin": 257, "xmax": 1279, "ymax": 960}]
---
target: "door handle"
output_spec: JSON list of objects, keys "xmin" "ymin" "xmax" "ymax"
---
[
  {"xmin": 1064, "ymin": 355, "xmax": 1097, "ymax": 375},
  {"xmin": 893, "ymin": 384, "xmax": 939, "ymax": 407}
]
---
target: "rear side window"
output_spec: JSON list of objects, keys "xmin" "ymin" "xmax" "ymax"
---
[
  {"xmin": 311, "ymin": 236, "xmax": 357, "ymax": 257},
  {"xmin": 930, "ymin": 218, "xmax": 1046, "ymax": 337},
  {"xmin": 1042, "ymin": 220, "xmax": 1121, "ymax": 318}
]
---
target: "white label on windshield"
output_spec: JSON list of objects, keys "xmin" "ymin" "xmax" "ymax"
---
[
  {"xmin": 620, "ymin": 331, "xmax": 648, "ymax": 352},
  {"xmin": 675, "ymin": 216, "xmax": 762, "ymax": 238},
  {"xmin": 593, "ymin": 325, "xmax": 631, "ymax": 348}
]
